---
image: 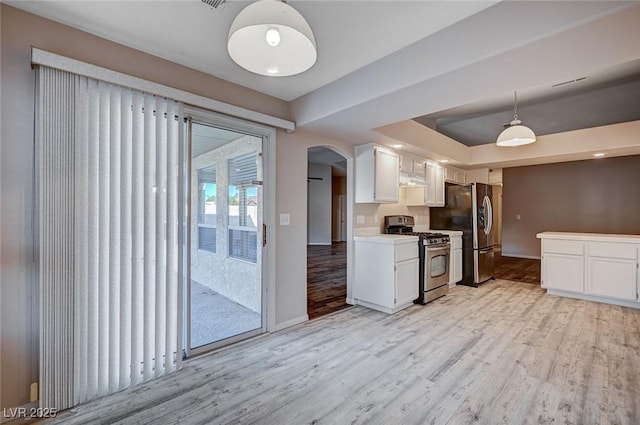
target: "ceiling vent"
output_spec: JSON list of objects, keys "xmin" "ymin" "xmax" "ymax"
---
[
  {"xmin": 201, "ymin": 0, "xmax": 226, "ymax": 9},
  {"xmin": 552, "ymin": 76, "xmax": 588, "ymax": 88}
]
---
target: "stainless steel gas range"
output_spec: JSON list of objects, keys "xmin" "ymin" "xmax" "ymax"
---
[{"xmin": 384, "ymin": 215, "xmax": 450, "ymax": 304}]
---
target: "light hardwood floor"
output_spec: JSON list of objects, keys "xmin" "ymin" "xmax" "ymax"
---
[{"xmin": 42, "ymin": 280, "xmax": 639, "ymax": 425}]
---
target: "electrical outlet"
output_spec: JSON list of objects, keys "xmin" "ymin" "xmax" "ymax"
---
[{"xmin": 516, "ymin": 214, "xmax": 521, "ymax": 221}]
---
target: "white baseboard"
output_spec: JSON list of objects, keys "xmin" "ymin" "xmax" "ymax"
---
[
  {"xmin": 273, "ymin": 314, "xmax": 309, "ymax": 332},
  {"xmin": 501, "ymin": 252, "xmax": 541, "ymax": 260},
  {"xmin": 307, "ymin": 242, "xmax": 332, "ymax": 246},
  {"xmin": 546, "ymin": 289, "xmax": 640, "ymax": 310},
  {"xmin": 346, "ymin": 298, "xmax": 355, "ymax": 305}
]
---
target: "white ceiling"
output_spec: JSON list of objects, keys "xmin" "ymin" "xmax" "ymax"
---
[
  {"xmin": 7, "ymin": 0, "xmax": 497, "ymax": 101},
  {"xmin": 8, "ymin": 0, "xmax": 640, "ymax": 166}
]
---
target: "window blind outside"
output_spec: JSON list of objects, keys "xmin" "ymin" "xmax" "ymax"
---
[
  {"xmin": 198, "ymin": 165, "xmax": 217, "ymax": 253},
  {"xmin": 37, "ymin": 66, "xmax": 183, "ymax": 409},
  {"xmin": 228, "ymin": 153, "xmax": 259, "ymax": 262},
  {"xmin": 229, "ymin": 152, "xmax": 257, "ymax": 185}
]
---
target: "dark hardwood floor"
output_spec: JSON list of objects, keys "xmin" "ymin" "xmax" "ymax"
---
[
  {"xmin": 307, "ymin": 242, "xmax": 349, "ymax": 320},
  {"xmin": 494, "ymin": 250, "xmax": 541, "ymax": 284}
]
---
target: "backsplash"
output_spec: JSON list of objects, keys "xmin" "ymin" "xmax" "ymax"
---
[{"xmin": 355, "ymin": 187, "xmax": 430, "ymax": 235}]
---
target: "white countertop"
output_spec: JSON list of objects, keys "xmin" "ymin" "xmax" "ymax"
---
[
  {"xmin": 537, "ymin": 231, "xmax": 640, "ymax": 243},
  {"xmin": 354, "ymin": 234, "xmax": 419, "ymax": 244}
]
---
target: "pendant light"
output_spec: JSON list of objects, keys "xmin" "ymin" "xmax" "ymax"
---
[
  {"xmin": 496, "ymin": 91, "xmax": 536, "ymax": 147},
  {"xmin": 228, "ymin": 0, "xmax": 317, "ymax": 77}
]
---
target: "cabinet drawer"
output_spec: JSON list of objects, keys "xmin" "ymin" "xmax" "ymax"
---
[
  {"xmin": 587, "ymin": 242, "xmax": 637, "ymax": 260},
  {"xmin": 451, "ymin": 237, "xmax": 462, "ymax": 250},
  {"xmin": 395, "ymin": 243, "xmax": 418, "ymax": 262},
  {"xmin": 543, "ymin": 240, "xmax": 583, "ymax": 256}
]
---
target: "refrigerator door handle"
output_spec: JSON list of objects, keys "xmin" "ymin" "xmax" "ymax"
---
[{"xmin": 483, "ymin": 195, "xmax": 492, "ymax": 236}]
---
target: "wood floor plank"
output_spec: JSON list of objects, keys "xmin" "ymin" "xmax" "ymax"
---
[
  {"xmin": 307, "ymin": 242, "xmax": 348, "ymax": 319},
  {"xmin": 40, "ymin": 280, "xmax": 640, "ymax": 425}
]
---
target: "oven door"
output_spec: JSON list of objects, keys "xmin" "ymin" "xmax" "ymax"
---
[{"xmin": 425, "ymin": 245, "xmax": 450, "ymax": 290}]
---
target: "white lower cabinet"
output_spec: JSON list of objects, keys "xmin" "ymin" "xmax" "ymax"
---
[
  {"xmin": 395, "ymin": 258, "xmax": 420, "ymax": 307},
  {"xmin": 354, "ymin": 236, "xmax": 419, "ymax": 314},
  {"xmin": 453, "ymin": 248, "xmax": 463, "ymax": 285},
  {"xmin": 449, "ymin": 235, "xmax": 463, "ymax": 286},
  {"xmin": 538, "ymin": 232, "xmax": 640, "ymax": 308},
  {"xmin": 542, "ymin": 253, "xmax": 584, "ymax": 293},
  {"xmin": 585, "ymin": 242, "xmax": 638, "ymax": 301}
]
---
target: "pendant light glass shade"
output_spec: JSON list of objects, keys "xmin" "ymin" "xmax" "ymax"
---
[
  {"xmin": 496, "ymin": 92, "xmax": 536, "ymax": 147},
  {"xmin": 496, "ymin": 121, "xmax": 537, "ymax": 146},
  {"xmin": 228, "ymin": 0, "xmax": 317, "ymax": 77}
]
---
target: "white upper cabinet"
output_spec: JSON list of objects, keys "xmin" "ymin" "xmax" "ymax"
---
[
  {"xmin": 355, "ymin": 143, "xmax": 399, "ymax": 203},
  {"xmin": 444, "ymin": 166, "xmax": 466, "ymax": 184},
  {"xmin": 406, "ymin": 160, "xmax": 444, "ymax": 207}
]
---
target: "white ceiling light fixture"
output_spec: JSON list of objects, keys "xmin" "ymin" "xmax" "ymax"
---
[
  {"xmin": 228, "ymin": 0, "xmax": 317, "ymax": 77},
  {"xmin": 496, "ymin": 91, "xmax": 536, "ymax": 147}
]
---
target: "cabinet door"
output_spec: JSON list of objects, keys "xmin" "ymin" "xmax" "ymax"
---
[
  {"xmin": 453, "ymin": 249, "xmax": 463, "ymax": 283},
  {"xmin": 425, "ymin": 162, "xmax": 444, "ymax": 207},
  {"xmin": 434, "ymin": 166, "xmax": 445, "ymax": 206},
  {"xmin": 395, "ymin": 258, "xmax": 419, "ymax": 307},
  {"xmin": 425, "ymin": 162, "xmax": 437, "ymax": 205},
  {"xmin": 374, "ymin": 148, "xmax": 399, "ymax": 202},
  {"xmin": 586, "ymin": 257, "xmax": 637, "ymax": 300},
  {"xmin": 542, "ymin": 253, "xmax": 584, "ymax": 292},
  {"xmin": 399, "ymin": 154, "xmax": 413, "ymax": 174}
]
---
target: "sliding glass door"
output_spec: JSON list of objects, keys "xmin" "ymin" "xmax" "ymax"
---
[{"xmin": 186, "ymin": 119, "xmax": 265, "ymax": 355}]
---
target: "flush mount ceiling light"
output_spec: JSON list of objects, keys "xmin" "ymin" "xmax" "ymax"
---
[
  {"xmin": 496, "ymin": 91, "xmax": 536, "ymax": 147},
  {"xmin": 227, "ymin": 0, "xmax": 317, "ymax": 77}
]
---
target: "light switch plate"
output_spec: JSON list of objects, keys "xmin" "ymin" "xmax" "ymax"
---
[{"xmin": 280, "ymin": 213, "xmax": 291, "ymax": 226}]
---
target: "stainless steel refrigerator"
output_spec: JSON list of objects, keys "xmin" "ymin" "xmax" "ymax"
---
[{"xmin": 430, "ymin": 182, "xmax": 494, "ymax": 286}]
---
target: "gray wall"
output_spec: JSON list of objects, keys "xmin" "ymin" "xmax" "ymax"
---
[
  {"xmin": 307, "ymin": 162, "xmax": 332, "ymax": 245},
  {"xmin": 0, "ymin": 4, "xmax": 354, "ymax": 408},
  {"xmin": 502, "ymin": 155, "xmax": 640, "ymax": 258}
]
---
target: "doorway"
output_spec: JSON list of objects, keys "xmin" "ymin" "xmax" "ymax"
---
[
  {"xmin": 185, "ymin": 115, "xmax": 269, "ymax": 356},
  {"xmin": 307, "ymin": 147, "xmax": 350, "ymax": 320}
]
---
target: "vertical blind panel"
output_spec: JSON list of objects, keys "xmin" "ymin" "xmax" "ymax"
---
[
  {"xmin": 37, "ymin": 66, "xmax": 76, "ymax": 410},
  {"xmin": 165, "ymin": 102, "xmax": 179, "ymax": 370},
  {"xmin": 108, "ymin": 87, "xmax": 122, "ymax": 394},
  {"xmin": 130, "ymin": 92, "xmax": 145, "ymax": 387},
  {"xmin": 119, "ymin": 89, "xmax": 133, "ymax": 391},
  {"xmin": 143, "ymin": 93, "xmax": 157, "ymax": 381},
  {"xmin": 38, "ymin": 65, "xmax": 183, "ymax": 409},
  {"xmin": 74, "ymin": 74, "xmax": 89, "ymax": 406},
  {"xmin": 155, "ymin": 100, "xmax": 167, "ymax": 377}
]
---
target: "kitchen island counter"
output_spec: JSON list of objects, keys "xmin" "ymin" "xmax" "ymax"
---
[{"xmin": 537, "ymin": 231, "xmax": 640, "ymax": 309}]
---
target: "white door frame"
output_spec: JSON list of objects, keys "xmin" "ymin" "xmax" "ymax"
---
[
  {"xmin": 183, "ymin": 106, "xmax": 277, "ymax": 357},
  {"xmin": 338, "ymin": 194, "xmax": 347, "ymax": 242}
]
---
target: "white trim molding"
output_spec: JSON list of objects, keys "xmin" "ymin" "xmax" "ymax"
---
[
  {"xmin": 31, "ymin": 48, "xmax": 295, "ymax": 132},
  {"xmin": 273, "ymin": 315, "xmax": 309, "ymax": 332}
]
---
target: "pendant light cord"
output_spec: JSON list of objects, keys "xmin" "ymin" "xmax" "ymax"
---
[{"xmin": 513, "ymin": 91, "xmax": 519, "ymax": 121}]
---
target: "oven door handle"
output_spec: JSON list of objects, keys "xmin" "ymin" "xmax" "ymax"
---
[{"xmin": 426, "ymin": 245, "xmax": 451, "ymax": 253}]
